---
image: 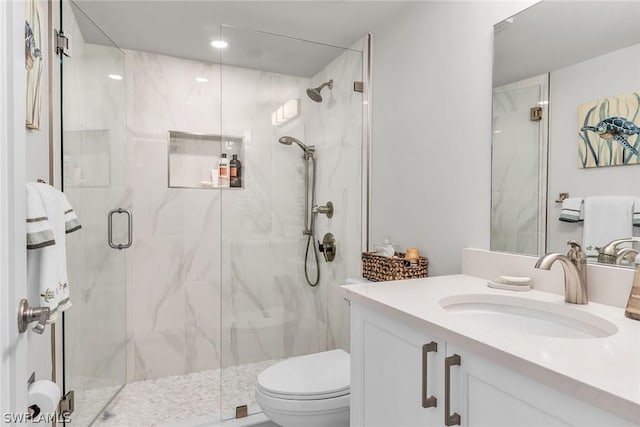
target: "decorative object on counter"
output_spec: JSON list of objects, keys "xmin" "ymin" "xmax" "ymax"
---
[
  {"xmin": 558, "ymin": 197, "xmax": 583, "ymax": 222},
  {"xmin": 373, "ymin": 236, "xmax": 396, "ymax": 257},
  {"xmin": 361, "ymin": 251, "xmax": 428, "ymax": 282},
  {"xmin": 218, "ymin": 153, "xmax": 229, "ymax": 187},
  {"xmin": 404, "ymin": 248, "xmax": 420, "ymax": 266},
  {"xmin": 404, "ymin": 248, "xmax": 420, "ymax": 267},
  {"xmin": 230, "ymin": 154, "xmax": 242, "ymax": 187},
  {"xmin": 624, "ymin": 254, "xmax": 640, "ymax": 320},
  {"xmin": 487, "ymin": 275, "xmax": 531, "ymax": 291},
  {"xmin": 578, "ymin": 92, "xmax": 640, "ymax": 168}
]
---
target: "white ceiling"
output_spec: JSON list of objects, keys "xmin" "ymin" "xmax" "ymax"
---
[
  {"xmin": 494, "ymin": 1, "xmax": 640, "ymax": 87},
  {"xmin": 71, "ymin": 0, "xmax": 411, "ymax": 77}
]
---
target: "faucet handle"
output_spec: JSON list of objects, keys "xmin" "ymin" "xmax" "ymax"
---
[{"xmin": 567, "ymin": 240, "xmax": 586, "ymax": 266}]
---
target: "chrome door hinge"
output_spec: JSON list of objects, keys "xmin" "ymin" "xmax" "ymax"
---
[
  {"xmin": 58, "ymin": 390, "xmax": 75, "ymax": 416},
  {"xmin": 55, "ymin": 30, "xmax": 72, "ymax": 57}
]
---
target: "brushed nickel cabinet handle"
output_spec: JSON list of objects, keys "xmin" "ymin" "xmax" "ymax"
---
[
  {"xmin": 422, "ymin": 341, "xmax": 438, "ymax": 408},
  {"xmin": 444, "ymin": 354, "xmax": 461, "ymax": 426}
]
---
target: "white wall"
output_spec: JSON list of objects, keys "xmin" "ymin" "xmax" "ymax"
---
[
  {"xmin": 547, "ymin": 43, "xmax": 640, "ymax": 253},
  {"xmin": 369, "ymin": 1, "xmax": 536, "ymax": 276}
]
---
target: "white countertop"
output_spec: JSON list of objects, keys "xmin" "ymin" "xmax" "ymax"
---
[{"xmin": 343, "ymin": 274, "xmax": 640, "ymax": 424}]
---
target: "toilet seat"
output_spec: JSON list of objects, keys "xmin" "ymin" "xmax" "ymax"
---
[
  {"xmin": 256, "ymin": 349, "xmax": 350, "ymax": 400},
  {"xmin": 256, "ymin": 350, "xmax": 351, "ymax": 427},
  {"xmin": 257, "ymin": 383, "xmax": 349, "ymax": 400}
]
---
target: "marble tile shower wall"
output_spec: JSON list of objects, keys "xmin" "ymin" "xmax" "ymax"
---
[
  {"xmin": 219, "ymin": 46, "xmax": 364, "ymax": 369},
  {"xmin": 126, "ymin": 47, "xmax": 363, "ymax": 381}
]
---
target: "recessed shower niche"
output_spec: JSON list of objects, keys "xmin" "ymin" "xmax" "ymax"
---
[{"xmin": 168, "ymin": 130, "xmax": 244, "ymax": 189}]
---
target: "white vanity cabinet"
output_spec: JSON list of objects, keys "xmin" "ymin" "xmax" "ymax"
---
[
  {"xmin": 350, "ymin": 301, "xmax": 639, "ymax": 427},
  {"xmin": 350, "ymin": 303, "xmax": 445, "ymax": 427}
]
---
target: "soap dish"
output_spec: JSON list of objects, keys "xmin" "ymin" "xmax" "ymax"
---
[
  {"xmin": 499, "ymin": 275, "xmax": 531, "ymax": 285},
  {"xmin": 487, "ymin": 280, "xmax": 531, "ymax": 292}
]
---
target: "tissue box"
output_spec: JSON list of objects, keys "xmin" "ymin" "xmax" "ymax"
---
[{"xmin": 361, "ymin": 251, "xmax": 428, "ymax": 282}]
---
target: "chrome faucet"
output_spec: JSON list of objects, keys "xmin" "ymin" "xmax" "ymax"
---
[
  {"xmin": 535, "ymin": 240, "xmax": 588, "ymax": 304},
  {"xmin": 598, "ymin": 237, "xmax": 640, "ymax": 264}
]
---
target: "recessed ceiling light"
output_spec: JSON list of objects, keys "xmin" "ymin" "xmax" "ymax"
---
[
  {"xmin": 210, "ymin": 40, "xmax": 228, "ymax": 49},
  {"xmin": 195, "ymin": 77, "xmax": 208, "ymax": 83},
  {"xmin": 108, "ymin": 74, "xmax": 123, "ymax": 80}
]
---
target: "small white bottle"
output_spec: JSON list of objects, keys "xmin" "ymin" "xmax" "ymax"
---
[{"xmin": 218, "ymin": 153, "xmax": 229, "ymax": 188}]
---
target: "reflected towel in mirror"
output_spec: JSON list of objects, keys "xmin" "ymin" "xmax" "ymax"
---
[
  {"xmin": 559, "ymin": 198, "xmax": 583, "ymax": 222},
  {"xmin": 583, "ymin": 196, "xmax": 634, "ymax": 257}
]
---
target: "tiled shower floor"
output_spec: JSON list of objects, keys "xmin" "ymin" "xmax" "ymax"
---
[{"xmin": 81, "ymin": 359, "xmax": 281, "ymax": 427}]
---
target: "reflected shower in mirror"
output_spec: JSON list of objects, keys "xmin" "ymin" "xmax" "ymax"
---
[{"xmin": 491, "ymin": 0, "xmax": 640, "ymax": 266}]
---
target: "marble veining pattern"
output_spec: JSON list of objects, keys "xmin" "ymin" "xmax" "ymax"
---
[
  {"xmin": 127, "ymin": 38, "xmax": 365, "ymax": 382},
  {"xmin": 88, "ymin": 359, "xmax": 281, "ymax": 427}
]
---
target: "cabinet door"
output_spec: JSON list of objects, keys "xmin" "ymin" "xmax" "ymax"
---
[
  {"xmin": 447, "ymin": 344, "xmax": 639, "ymax": 427},
  {"xmin": 351, "ymin": 303, "xmax": 443, "ymax": 427}
]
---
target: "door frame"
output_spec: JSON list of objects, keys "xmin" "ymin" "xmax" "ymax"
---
[{"xmin": 1, "ymin": 0, "xmax": 28, "ymax": 420}]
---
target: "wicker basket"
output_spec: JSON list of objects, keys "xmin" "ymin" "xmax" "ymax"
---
[{"xmin": 361, "ymin": 251, "xmax": 429, "ymax": 282}]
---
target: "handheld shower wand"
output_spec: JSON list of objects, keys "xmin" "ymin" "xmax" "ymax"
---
[{"xmin": 278, "ymin": 136, "xmax": 320, "ymax": 286}]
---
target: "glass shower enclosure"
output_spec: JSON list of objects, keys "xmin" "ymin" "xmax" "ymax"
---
[
  {"xmin": 61, "ymin": 3, "xmax": 368, "ymax": 423},
  {"xmin": 61, "ymin": 1, "xmax": 128, "ymax": 426}
]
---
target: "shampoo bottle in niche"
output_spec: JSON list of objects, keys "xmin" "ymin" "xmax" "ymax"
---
[
  {"xmin": 218, "ymin": 153, "xmax": 229, "ymax": 187},
  {"xmin": 230, "ymin": 154, "xmax": 242, "ymax": 188},
  {"xmin": 624, "ymin": 254, "xmax": 640, "ymax": 320}
]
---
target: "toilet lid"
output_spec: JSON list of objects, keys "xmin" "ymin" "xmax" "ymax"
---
[{"xmin": 257, "ymin": 349, "xmax": 350, "ymax": 398}]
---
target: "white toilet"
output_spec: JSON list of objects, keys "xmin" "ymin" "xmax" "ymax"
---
[{"xmin": 255, "ymin": 349, "xmax": 350, "ymax": 427}]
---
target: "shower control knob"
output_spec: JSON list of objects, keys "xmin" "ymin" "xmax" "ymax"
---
[{"xmin": 318, "ymin": 233, "xmax": 336, "ymax": 263}]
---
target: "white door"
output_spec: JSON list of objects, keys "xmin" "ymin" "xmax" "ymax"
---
[{"xmin": 0, "ymin": 0, "xmax": 28, "ymax": 422}]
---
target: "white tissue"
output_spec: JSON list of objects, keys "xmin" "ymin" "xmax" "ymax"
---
[{"xmin": 28, "ymin": 380, "xmax": 61, "ymax": 416}]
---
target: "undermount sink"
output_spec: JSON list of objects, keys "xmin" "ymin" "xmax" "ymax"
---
[{"xmin": 439, "ymin": 294, "xmax": 618, "ymax": 339}]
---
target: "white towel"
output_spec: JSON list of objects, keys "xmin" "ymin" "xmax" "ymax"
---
[
  {"xmin": 26, "ymin": 183, "xmax": 81, "ymax": 322},
  {"xmin": 634, "ymin": 198, "xmax": 640, "ymax": 227},
  {"xmin": 559, "ymin": 198, "xmax": 583, "ymax": 223},
  {"xmin": 583, "ymin": 196, "xmax": 634, "ymax": 257},
  {"xmin": 26, "ymin": 183, "xmax": 55, "ymax": 249}
]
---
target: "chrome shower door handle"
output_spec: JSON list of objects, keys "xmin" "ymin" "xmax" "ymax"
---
[{"xmin": 108, "ymin": 208, "xmax": 133, "ymax": 250}]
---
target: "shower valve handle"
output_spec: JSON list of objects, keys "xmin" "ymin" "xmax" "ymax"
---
[{"xmin": 318, "ymin": 233, "xmax": 336, "ymax": 262}]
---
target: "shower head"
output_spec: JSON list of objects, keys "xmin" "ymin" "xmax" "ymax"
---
[
  {"xmin": 306, "ymin": 79, "xmax": 333, "ymax": 103},
  {"xmin": 278, "ymin": 136, "xmax": 315, "ymax": 156}
]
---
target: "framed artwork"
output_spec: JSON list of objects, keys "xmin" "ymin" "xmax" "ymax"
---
[
  {"xmin": 25, "ymin": 0, "xmax": 44, "ymax": 130},
  {"xmin": 577, "ymin": 92, "xmax": 640, "ymax": 168}
]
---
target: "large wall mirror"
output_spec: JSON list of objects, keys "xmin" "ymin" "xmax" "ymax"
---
[{"xmin": 491, "ymin": 0, "xmax": 640, "ymax": 266}]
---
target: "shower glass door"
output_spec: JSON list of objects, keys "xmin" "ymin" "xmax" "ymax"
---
[
  {"xmin": 491, "ymin": 74, "xmax": 549, "ymax": 256},
  {"xmin": 61, "ymin": 1, "xmax": 128, "ymax": 425},
  {"xmin": 219, "ymin": 26, "xmax": 366, "ymax": 418}
]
